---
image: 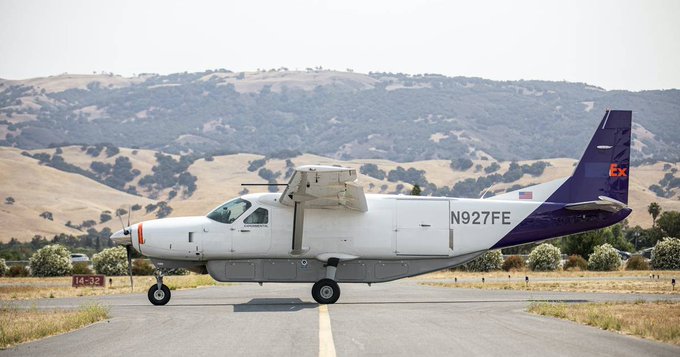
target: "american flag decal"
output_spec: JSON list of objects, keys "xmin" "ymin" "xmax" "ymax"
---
[{"xmin": 519, "ymin": 191, "xmax": 533, "ymax": 200}]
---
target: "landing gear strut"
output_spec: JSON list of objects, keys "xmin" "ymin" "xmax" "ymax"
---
[
  {"xmin": 312, "ymin": 258, "xmax": 341, "ymax": 304},
  {"xmin": 148, "ymin": 269, "xmax": 171, "ymax": 305}
]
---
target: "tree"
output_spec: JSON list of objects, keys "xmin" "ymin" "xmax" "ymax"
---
[
  {"xmin": 656, "ymin": 211, "xmax": 680, "ymax": 238},
  {"xmin": 462, "ymin": 250, "xmax": 503, "ymax": 272},
  {"xmin": 5, "ymin": 196, "xmax": 14, "ymax": 205},
  {"xmin": 0, "ymin": 258, "xmax": 7, "ymax": 276},
  {"xmin": 528, "ymin": 243, "xmax": 562, "ymax": 271},
  {"xmin": 588, "ymin": 244, "xmax": 621, "ymax": 271},
  {"xmin": 648, "ymin": 202, "xmax": 661, "ymax": 228},
  {"xmin": 29, "ymin": 244, "xmax": 72, "ymax": 277},
  {"xmin": 411, "ymin": 184, "xmax": 421, "ymax": 196},
  {"xmin": 92, "ymin": 246, "xmax": 129, "ymax": 276},
  {"xmin": 39, "ymin": 211, "xmax": 54, "ymax": 221},
  {"xmin": 651, "ymin": 237, "xmax": 680, "ymax": 270}
]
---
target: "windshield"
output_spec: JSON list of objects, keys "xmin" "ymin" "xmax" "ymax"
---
[{"xmin": 207, "ymin": 198, "xmax": 252, "ymax": 224}]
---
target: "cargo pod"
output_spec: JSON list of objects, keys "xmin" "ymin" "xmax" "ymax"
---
[{"xmin": 395, "ymin": 198, "xmax": 450, "ymax": 256}]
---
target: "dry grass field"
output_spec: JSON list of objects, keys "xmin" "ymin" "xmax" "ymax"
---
[
  {"xmin": 0, "ymin": 303, "xmax": 109, "ymax": 349},
  {"xmin": 417, "ymin": 270, "xmax": 680, "ymax": 295},
  {"xmin": 0, "ymin": 275, "xmax": 221, "ymax": 300},
  {"xmin": 529, "ymin": 301, "xmax": 680, "ymax": 346}
]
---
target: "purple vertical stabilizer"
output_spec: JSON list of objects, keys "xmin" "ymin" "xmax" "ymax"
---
[{"xmin": 553, "ymin": 109, "xmax": 631, "ymax": 204}]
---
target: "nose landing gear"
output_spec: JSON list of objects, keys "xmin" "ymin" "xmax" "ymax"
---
[{"xmin": 148, "ymin": 269, "xmax": 171, "ymax": 305}]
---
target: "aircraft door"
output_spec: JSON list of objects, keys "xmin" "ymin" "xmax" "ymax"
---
[
  {"xmin": 232, "ymin": 207, "xmax": 272, "ymax": 254},
  {"xmin": 395, "ymin": 199, "xmax": 450, "ymax": 256}
]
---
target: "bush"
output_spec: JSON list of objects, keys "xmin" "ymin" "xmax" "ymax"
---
[
  {"xmin": 463, "ymin": 250, "xmax": 503, "ymax": 272},
  {"xmin": 564, "ymin": 255, "xmax": 588, "ymax": 271},
  {"xmin": 651, "ymin": 237, "xmax": 680, "ymax": 270},
  {"xmin": 0, "ymin": 258, "xmax": 7, "ymax": 276},
  {"xmin": 625, "ymin": 256, "xmax": 650, "ymax": 270},
  {"xmin": 588, "ymin": 244, "xmax": 622, "ymax": 271},
  {"xmin": 8, "ymin": 265, "xmax": 30, "ymax": 277},
  {"xmin": 72, "ymin": 262, "xmax": 93, "ymax": 275},
  {"xmin": 29, "ymin": 244, "xmax": 73, "ymax": 277},
  {"xmin": 92, "ymin": 246, "xmax": 129, "ymax": 276},
  {"xmin": 528, "ymin": 243, "xmax": 562, "ymax": 271},
  {"xmin": 502, "ymin": 255, "xmax": 526, "ymax": 271},
  {"xmin": 132, "ymin": 259, "xmax": 155, "ymax": 275}
]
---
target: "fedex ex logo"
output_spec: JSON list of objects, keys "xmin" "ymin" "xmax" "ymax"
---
[{"xmin": 609, "ymin": 164, "xmax": 627, "ymax": 177}]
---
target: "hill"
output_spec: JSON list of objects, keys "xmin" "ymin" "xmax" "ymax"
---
[
  {"xmin": 1, "ymin": 70, "xmax": 678, "ymax": 163},
  {"xmin": 1, "ymin": 146, "xmax": 678, "ymax": 242}
]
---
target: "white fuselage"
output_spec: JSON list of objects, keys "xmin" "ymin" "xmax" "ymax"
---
[{"xmin": 127, "ymin": 187, "xmax": 558, "ymax": 263}]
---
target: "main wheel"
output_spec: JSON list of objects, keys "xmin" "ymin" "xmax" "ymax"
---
[
  {"xmin": 147, "ymin": 284, "xmax": 171, "ymax": 305},
  {"xmin": 311, "ymin": 279, "xmax": 340, "ymax": 304}
]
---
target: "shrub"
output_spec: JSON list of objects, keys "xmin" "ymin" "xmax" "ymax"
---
[
  {"xmin": 29, "ymin": 244, "xmax": 72, "ymax": 277},
  {"xmin": 8, "ymin": 265, "xmax": 30, "ymax": 277},
  {"xmin": 625, "ymin": 255, "xmax": 650, "ymax": 270},
  {"xmin": 528, "ymin": 243, "xmax": 562, "ymax": 271},
  {"xmin": 0, "ymin": 258, "xmax": 7, "ymax": 276},
  {"xmin": 92, "ymin": 246, "xmax": 129, "ymax": 276},
  {"xmin": 588, "ymin": 244, "xmax": 622, "ymax": 271},
  {"xmin": 132, "ymin": 259, "xmax": 155, "ymax": 275},
  {"xmin": 463, "ymin": 250, "xmax": 504, "ymax": 272},
  {"xmin": 502, "ymin": 255, "xmax": 526, "ymax": 271},
  {"xmin": 651, "ymin": 237, "xmax": 680, "ymax": 270},
  {"xmin": 564, "ymin": 255, "xmax": 588, "ymax": 271},
  {"xmin": 72, "ymin": 262, "xmax": 93, "ymax": 275}
]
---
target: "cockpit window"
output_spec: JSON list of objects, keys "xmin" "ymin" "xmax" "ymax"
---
[{"xmin": 207, "ymin": 198, "xmax": 252, "ymax": 224}]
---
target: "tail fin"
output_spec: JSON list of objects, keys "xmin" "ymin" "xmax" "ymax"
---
[{"xmin": 566, "ymin": 110, "xmax": 632, "ymax": 204}]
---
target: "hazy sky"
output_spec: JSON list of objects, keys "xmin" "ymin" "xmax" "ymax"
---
[{"xmin": 1, "ymin": 0, "xmax": 679, "ymax": 90}]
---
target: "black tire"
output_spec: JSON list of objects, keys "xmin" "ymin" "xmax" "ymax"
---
[
  {"xmin": 311, "ymin": 279, "xmax": 340, "ymax": 304},
  {"xmin": 148, "ymin": 284, "xmax": 171, "ymax": 305}
]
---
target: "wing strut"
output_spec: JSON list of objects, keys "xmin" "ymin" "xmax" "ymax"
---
[{"xmin": 290, "ymin": 172, "xmax": 311, "ymax": 255}]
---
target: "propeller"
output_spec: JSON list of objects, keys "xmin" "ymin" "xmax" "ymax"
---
[{"xmin": 117, "ymin": 207, "xmax": 134, "ymax": 292}]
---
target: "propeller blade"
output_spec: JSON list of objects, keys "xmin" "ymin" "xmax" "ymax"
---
[{"xmin": 125, "ymin": 244, "xmax": 134, "ymax": 292}]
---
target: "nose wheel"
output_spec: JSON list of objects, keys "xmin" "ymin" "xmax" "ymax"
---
[{"xmin": 148, "ymin": 270, "xmax": 171, "ymax": 305}]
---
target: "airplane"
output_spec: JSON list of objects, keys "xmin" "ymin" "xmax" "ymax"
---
[{"xmin": 111, "ymin": 109, "xmax": 632, "ymax": 305}]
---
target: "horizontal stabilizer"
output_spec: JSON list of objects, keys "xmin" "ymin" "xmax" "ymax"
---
[{"xmin": 564, "ymin": 196, "xmax": 628, "ymax": 213}]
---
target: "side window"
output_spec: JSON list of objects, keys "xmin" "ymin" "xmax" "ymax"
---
[{"xmin": 244, "ymin": 208, "xmax": 269, "ymax": 224}]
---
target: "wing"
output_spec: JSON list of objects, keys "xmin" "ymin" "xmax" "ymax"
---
[
  {"xmin": 564, "ymin": 195, "xmax": 628, "ymax": 213},
  {"xmin": 280, "ymin": 165, "xmax": 367, "ymax": 212},
  {"xmin": 280, "ymin": 165, "xmax": 367, "ymax": 255}
]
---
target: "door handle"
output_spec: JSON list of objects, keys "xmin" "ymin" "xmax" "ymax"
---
[
  {"xmin": 240, "ymin": 229, "xmax": 251, "ymax": 233},
  {"xmin": 420, "ymin": 224, "xmax": 431, "ymax": 227}
]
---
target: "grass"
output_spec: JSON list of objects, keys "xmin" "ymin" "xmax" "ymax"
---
[
  {"xmin": 0, "ymin": 303, "xmax": 109, "ymax": 349},
  {"xmin": 417, "ymin": 270, "xmax": 680, "ymax": 295},
  {"xmin": 528, "ymin": 301, "xmax": 680, "ymax": 346},
  {"xmin": 0, "ymin": 275, "xmax": 223, "ymax": 300}
]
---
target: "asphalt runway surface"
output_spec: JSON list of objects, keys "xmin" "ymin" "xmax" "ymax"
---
[{"xmin": 2, "ymin": 280, "xmax": 679, "ymax": 357}]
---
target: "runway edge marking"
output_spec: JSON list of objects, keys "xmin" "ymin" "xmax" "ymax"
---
[{"xmin": 318, "ymin": 304, "xmax": 337, "ymax": 357}]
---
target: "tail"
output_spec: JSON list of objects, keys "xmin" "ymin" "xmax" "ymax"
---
[{"xmin": 563, "ymin": 109, "xmax": 632, "ymax": 204}]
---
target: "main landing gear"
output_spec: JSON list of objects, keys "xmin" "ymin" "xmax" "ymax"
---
[
  {"xmin": 312, "ymin": 258, "xmax": 341, "ymax": 304},
  {"xmin": 148, "ymin": 269, "xmax": 171, "ymax": 305}
]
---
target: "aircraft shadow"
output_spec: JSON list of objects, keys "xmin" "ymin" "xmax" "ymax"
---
[{"xmin": 233, "ymin": 298, "xmax": 319, "ymax": 312}]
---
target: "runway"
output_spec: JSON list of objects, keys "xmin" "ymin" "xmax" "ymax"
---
[{"xmin": 2, "ymin": 280, "xmax": 679, "ymax": 357}]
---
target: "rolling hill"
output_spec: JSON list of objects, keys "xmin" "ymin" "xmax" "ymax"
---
[{"xmin": 1, "ymin": 145, "xmax": 678, "ymax": 242}]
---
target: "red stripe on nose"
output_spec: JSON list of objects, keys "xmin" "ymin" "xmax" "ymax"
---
[{"xmin": 138, "ymin": 223, "xmax": 144, "ymax": 245}]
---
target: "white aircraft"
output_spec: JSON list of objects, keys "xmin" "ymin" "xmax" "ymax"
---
[{"xmin": 112, "ymin": 110, "xmax": 632, "ymax": 305}]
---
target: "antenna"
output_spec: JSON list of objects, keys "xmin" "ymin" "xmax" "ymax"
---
[{"xmin": 479, "ymin": 183, "xmax": 497, "ymax": 199}]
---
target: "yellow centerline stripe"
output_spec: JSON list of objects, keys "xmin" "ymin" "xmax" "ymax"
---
[{"xmin": 318, "ymin": 304, "xmax": 337, "ymax": 357}]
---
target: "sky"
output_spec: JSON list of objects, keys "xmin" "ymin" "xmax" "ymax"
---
[{"xmin": 1, "ymin": 0, "xmax": 679, "ymax": 91}]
